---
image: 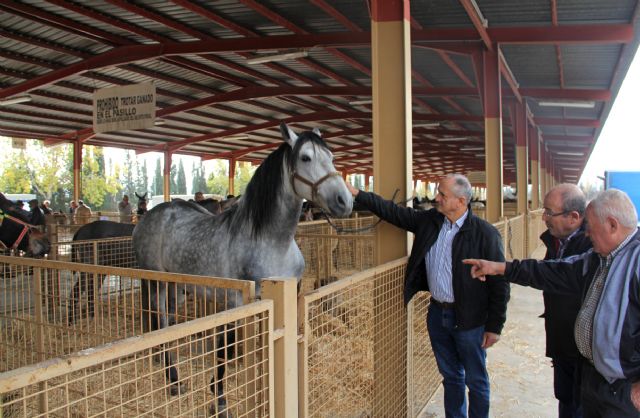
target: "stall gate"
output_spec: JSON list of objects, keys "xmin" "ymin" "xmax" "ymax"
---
[
  {"xmin": 0, "ymin": 300, "xmax": 273, "ymax": 417},
  {"xmin": 0, "ymin": 255, "xmax": 254, "ymax": 372}
]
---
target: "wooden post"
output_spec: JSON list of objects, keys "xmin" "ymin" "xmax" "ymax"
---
[
  {"xmin": 261, "ymin": 277, "xmax": 298, "ymax": 418},
  {"xmin": 33, "ymin": 267, "xmax": 48, "ymax": 414}
]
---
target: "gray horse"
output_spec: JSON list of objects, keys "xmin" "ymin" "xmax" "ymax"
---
[{"xmin": 132, "ymin": 122, "xmax": 352, "ymax": 413}]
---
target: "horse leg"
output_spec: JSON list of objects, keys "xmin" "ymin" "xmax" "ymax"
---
[
  {"xmin": 157, "ymin": 288, "xmax": 187, "ymax": 396},
  {"xmin": 209, "ymin": 324, "xmax": 236, "ymax": 417},
  {"xmin": 67, "ymin": 272, "xmax": 83, "ymax": 324}
]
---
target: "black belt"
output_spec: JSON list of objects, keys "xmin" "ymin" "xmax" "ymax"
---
[{"xmin": 430, "ymin": 298, "xmax": 455, "ymax": 309}]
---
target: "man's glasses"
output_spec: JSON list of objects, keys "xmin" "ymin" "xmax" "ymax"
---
[{"xmin": 542, "ymin": 209, "xmax": 569, "ymax": 218}]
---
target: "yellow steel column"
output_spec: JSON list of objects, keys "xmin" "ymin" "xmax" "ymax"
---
[
  {"xmin": 73, "ymin": 140, "xmax": 82, "ymax": 203},
  {"xmin": 371, "ymin": 2, "xmax": 411, "ymax": 417},
  {"xmin": 229, "ymin": 158, "xmax": 236, "ymax": 196},
  {"xmin": 163, "ymin": 150, "xmax": 171, "ymax": 202},
  {"xmin": 540, "ymin": 144, "xmax": 547, "ymax": 202},
  {"xmin": 515, "ymin": 104, "xmax": 529, "ymax": 215},
  {"xmin": 529, "ymin": 127, "xmax": 540, "ymax": 209},
  {"xmin": 483, "ymin": 50, "xmax": 503, "ymax": 223},
  {"xmin": 371, "ymin": 0, "xmax": 412, "ymax": 263}
]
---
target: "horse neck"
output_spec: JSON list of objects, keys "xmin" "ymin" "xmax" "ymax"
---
[{"xmin": 236, "ymin": 158, "xmax": 303, "ymax": 242}]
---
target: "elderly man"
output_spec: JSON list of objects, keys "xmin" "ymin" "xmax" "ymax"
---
[
  {"xmin": 118, "ymin": 195, "xmax": 132, "ymax": 223},
  {"xmin": 347, "ymin": 174, "xmax": 510, "ymax": 418},
  {"xmin": 465, "ymin": 189, "xmax": 640, "ymax": 417},
  {"xmin": 540, "ymin": 184, "xmax": 592, "ymax": 418}
]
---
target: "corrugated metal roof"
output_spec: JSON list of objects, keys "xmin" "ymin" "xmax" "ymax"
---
[{"xmin": 1, "ymin": 0, "xmax": 639, "ymax": 182}]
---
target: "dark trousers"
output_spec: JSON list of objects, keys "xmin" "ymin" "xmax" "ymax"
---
[
  {"xmin": 581, "ymin": 362, "xmax": 640, "ymax": 418},
  {"xmin": 553, "ymin": 356, "xmax": 582, "ymax": 418},
  {"xmin": 427, "ymin": 303, "xmax": 490, "ymax": 418}
]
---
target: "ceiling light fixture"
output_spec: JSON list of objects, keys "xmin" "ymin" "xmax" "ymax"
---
[
  {"xmin": 538, "ymin": 100, "xmax": 596, "ymax": 109},
  {"xmin": 0, "ymin": 95, "xmax": 32, "ymax": 106},
  {"xmin": 349, "ymin": 99, "xmax": 373, "ymax": 106},
  {"xmin": 437, "ymin": 137, "xmax": 468, "ymax": 142},
  {"xmin": 460, "ymin": 146, "xmax": 484, "ymax": 151},
  {"xmin": 224, "ymin": 134, "xmax": 250, "ymax": 140},
  {"xmin": 556, "ymin": 151, "xmax": 584, "ymax": 156},
  {"xmin": 414, "ymin": 122, "xmax": 440, "ymax": 128},
  {"xmin": 246, "ymin": 50, "xmax": 308, "ymax": 65},
  {"xmin": 154, "ymin": 119, "xmax": 166, "ymax": 126}
]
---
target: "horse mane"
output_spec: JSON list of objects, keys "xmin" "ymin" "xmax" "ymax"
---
[
  {"xmin": 229, "ymin": 130, "xmax": 330, "ymax": 238},
  {"xmin": 0, "ymin": 192, "xmax": 30, "ymax": 223}
]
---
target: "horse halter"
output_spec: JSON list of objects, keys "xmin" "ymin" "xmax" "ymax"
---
[
  {"xmin": 291, "ymin": 170, "xmax": 341, "ymax": 202},
  {"xmin": 0, "ymin": 209, "xmax": 37, "ymax": 250}
]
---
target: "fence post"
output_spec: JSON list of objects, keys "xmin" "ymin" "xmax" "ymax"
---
[
  {"xmin": 33, "ymin": 267, "xmax": 48, "ymax": 414},
  {"xmin": 261, "ymin": 277, "xmax": 298, "ymax": 418}
]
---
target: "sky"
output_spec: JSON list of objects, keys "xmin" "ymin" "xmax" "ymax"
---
[{"xmin": 579, "ymin": 47, "xmax": 640, "ymax": 185}]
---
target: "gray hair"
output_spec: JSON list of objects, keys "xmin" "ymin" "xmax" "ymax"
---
[
  {"xmin": 588, "ymin": 189, "xmax": 638, "ymax": 229},
  {"xmin": 445, "ymin": 174, "xmax": 473, "ymax": 204},
  {"xmin": 551, "ymin": 183, "xmax": 587, "ymax": 216}
]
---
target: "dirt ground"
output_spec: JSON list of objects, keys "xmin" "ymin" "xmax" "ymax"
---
[{"xmin": 419, "ymin": 248, "xmax": 557, "ymax": 418}]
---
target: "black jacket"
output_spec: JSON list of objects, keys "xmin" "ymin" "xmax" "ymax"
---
[
  {"xmin": 355, "ymin": 191, "xmax": 510, "ymax": 334},
  {"xmin": 540, "ymin": 225, "xmax": 592, "ymax": 359}
]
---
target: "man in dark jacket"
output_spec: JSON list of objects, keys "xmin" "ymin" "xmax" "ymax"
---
[
  {"xmin": 28, "ymin": 199, "xmax": 46, "ymax": 228},
  {"xmin": 540, "ymin": 184, "xmax": 591, "ymax": 418},
  {"xmin": 347, "ymin": 174, "xmax": 510, "ymax": 418},
  {"xmin": 465, "ymin": 189, "xmax": 640, "ymax": 417}
]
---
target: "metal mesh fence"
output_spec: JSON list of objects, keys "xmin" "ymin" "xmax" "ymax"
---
[
  {"xmin": 408, "ymin": 292, "xmax": 440, "ymax": 417},
  {"xmin": 0, "ymin": 255, "xmax": 255, "ymax": 372},
  {"xmin": 49, "ymin": 237, "xmax": 136, "ymax": 267},
  {"xmin": 527, "ymin": 209, "xmax": 545, "ymax": 257},
  {"xmin": 299, "ymin": 258, "xmax": 426, "ymax": 417},
  {"xmin": 0, "ymin": 300, "xmax": 272, "ymax": 417}
]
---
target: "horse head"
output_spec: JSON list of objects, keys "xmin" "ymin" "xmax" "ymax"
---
[
  {"xmin": 280, "ymin": 123, "xmax": 353, "ymax": 218},
  {"xmin": 135, "ymin": 192, "xmax": 148, "ymax": 204}
]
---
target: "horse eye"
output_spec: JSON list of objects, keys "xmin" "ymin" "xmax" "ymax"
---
[{"xmin": 301, "ymin": 155, "xmax": 311, "ymax": 162}]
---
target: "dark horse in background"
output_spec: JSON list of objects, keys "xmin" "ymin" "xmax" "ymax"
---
[
  {"xmin": 197, "ymin": 195, "xmax": 239, "ymax": 215},
  {"xmin": 67, "ymin": 220, "xmax": 135, "ymax": 323},
  {"xmin": 132, "ymin": 123, "xmax": 353, "ymax": 414},
  {"xmin": 0, "ymin": 192, "xmax": 50, "ymax": 257}
]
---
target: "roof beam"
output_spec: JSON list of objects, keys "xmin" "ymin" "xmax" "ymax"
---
[
  {"xmin": 519, "ymin": 88, "xmax": 611, "ymax": 101},
  {"xmin": 533, "ymin": 117, "xmax": 600, "ymax": 127},
  {"xmin": 458, "ymin": 0, "xmax": 493, "ymax": 50}
]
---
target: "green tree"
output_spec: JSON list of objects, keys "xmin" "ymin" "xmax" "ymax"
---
[
  {"xmin": 81, "ymin": 146, "xmax": 119, "ymax": 210},
  {"xmin": 191, "ymin": 161, "xmax": 208, "ymax": 195},
  {"xmin": 0, "ymin": 139, "xmax": 74, "ymax": 210},
  {"xmin": 153, "ymin": 158, "xmax": 163, "ymax": 195},
  {"xmin": 176, "ymin": 159, "xmax": 187, "ymax": 194},
  {"xmin": 136, "ymin": 159, "xmax": 149, "ymax": 197},
  {"xmin": 234, "ymin": 161, "xmax": 257, "ymax": 196},
  {"xmin": 169, "ymin": 163, "xmax": 177, "ymax": 194},
  {"xmin": 122, "ymin": 151, "xmax": 136, "ymax": 199},
  {"xmin": 206, "ymin": 160, "xmax": 229, "ymax": 195}
]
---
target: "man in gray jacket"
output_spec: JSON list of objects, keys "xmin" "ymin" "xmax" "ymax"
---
[{"xmin": 464, "ymin": 189, "xmax": 640, "ymax": 417}]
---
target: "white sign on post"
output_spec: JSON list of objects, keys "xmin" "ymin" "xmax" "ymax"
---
[{"xmin": 93, "ymin": 82, "xmax": 156, "ymax": 134}]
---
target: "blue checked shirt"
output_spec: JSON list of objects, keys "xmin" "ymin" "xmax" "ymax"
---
[{"xmin": 425, "ymin": 211, "xmax": 468, "ymax": 303}]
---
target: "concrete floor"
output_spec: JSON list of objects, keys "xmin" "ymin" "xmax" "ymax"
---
[{"xmin": 419, "ymin": 247, "xmax": 557, "ymax": 418}]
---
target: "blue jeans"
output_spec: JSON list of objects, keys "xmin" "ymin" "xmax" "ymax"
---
[{"xmin": 427, "ymin": 303, "xmax": 490, "ymax": 418}]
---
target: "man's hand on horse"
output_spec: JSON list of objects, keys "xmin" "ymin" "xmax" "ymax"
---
[{"xmin": 462, "ymin": 259, "xmax": 507, "ymax": 281}]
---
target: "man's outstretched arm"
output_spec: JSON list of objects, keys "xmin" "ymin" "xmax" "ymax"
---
[{"xmin": 463, "ymin": 259, "xmax": 506, "ymax": 281}]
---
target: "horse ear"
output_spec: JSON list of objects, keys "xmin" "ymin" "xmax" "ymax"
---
[
  {"xmin": 312, "ymin": 127, "xmax": 322, "ymax": 137},
  {"xmin": 280, "ymin": 122, "xmax": 298, "ymax": 148}
]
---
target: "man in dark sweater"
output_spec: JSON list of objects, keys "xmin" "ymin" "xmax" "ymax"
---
[
  {"xmin": 347, "ymin": 174, "xmax": 509, "ymax": 418},
  {"xmin": 540, "ymin": 184, "xmax": 591, "ymax": 418}
]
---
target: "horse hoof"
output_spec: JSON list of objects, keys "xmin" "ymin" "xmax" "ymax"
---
[
  {"xmin": 208, "ymin": 399, "xmax": 232, "ymax": 417},
  {"xmin": 168, "ymin": 382, "xmax": 188, "ymax": 396}
]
